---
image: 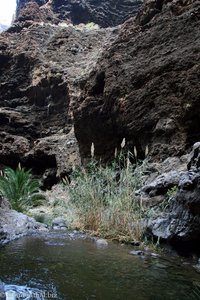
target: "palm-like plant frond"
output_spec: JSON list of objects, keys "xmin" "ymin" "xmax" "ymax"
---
[
  {"xmin": 0, "ymin": 167, "xmax": 45, "ymax": 212},
  {"xmin": 192, "ymin": 283, "xmax": 200, "ymax": 300}
]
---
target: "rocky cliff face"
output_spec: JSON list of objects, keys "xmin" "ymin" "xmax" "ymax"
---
[
  {"xmin": 74, "ymin": 0, "xmax": 200, "ymax": 162},
  {"xmin": 16, "ymin": 0, "xmax": 142, "ymax": 27},
  {"xmin": 0, "ymin": 0, "xmax": 142, "ymax": 187},
  {"xmin": 52, "ymin": 0, "xmax": 142, "ymax": 27},
  {"xmin": 136, "ymin": 143, "xmax": 200, "ymax": 252},
  {"xmin": 0, "ymin": 0, "xmax": 200, "ymax": 248}
]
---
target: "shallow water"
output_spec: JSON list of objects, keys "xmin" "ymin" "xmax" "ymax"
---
[{"xmin": 0, "ymin": 231, "xmax": 200, "ymax": 300}]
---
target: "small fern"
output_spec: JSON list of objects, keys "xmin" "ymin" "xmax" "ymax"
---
[{"xmin": 0, "ymin": 166, "xmax": 45, "ymax": 212}]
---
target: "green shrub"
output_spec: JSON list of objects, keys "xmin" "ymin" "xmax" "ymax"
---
[
  {"xmin": 33, "ymin": 213, "xmax": 46, "ymax": 224},
  {"xmin": 159, "ymin": 186, "xmax": 177, "ymax": 211},
  {"xmin": 30, "ymin": 212, "xmax": 53, "ymax": 225},
  {"xmin": 0, "ymin": 166, "xmax": 45, "ymax": 212}
]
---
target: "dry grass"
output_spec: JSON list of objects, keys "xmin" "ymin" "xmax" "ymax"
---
[
  {"xmin": 28, "ymin": 184, "xmax": 75, "ymax": 226},
  {"xmin": 29, "ymin": 146, "xmax": 151, "ymax": 242},
  {"xmin": 67, "ymin": 155, "xmax": 147, "ymax": 241}
]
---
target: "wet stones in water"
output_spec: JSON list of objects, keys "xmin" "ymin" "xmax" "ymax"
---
[
  {"xmin": 130, "ymin": 240, "xmax": 140, "ymax": 246},
  {"xmin": 95, "ymin": 239, "xmax": 108, "ymax": 248},
  {"xmin": 1, "ymin": 283, "xmax": 46, "ymax": 300},
  {"xmin": 130, "ymin": 249, "xmax": 160, "ymax": 258},
  {"xmin": 130, "ymin": 250, "xmax": 145, "ymax": 256},
  {"xmin": 52, "ymin": 217, "xmax": 68, "ymax": 230}
]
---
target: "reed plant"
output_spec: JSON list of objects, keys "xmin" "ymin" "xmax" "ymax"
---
[{"xmin": 67, "ymin": 140, "xmax": 147, "ymax": 241}]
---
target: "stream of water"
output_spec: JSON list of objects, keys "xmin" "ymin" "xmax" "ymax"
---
[{"xmin": 0, "ymin": 231, "xmax": 200, "ymax": 300}]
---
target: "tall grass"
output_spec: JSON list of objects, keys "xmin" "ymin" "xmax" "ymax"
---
[{"xmin": 68, "ymin": 151, "xmax": 147, "ymax": 241}]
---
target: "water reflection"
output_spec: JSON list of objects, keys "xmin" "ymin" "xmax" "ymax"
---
[{"xmin": 0, "ymin": 231, "xmax": 199, "ymax": 300}]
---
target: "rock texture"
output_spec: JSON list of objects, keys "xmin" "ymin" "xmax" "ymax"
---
[
  {"xmin": 16, "ymin": 0, "xmax": 142, "ymax": 27},
  {"xmin": 52, "ymin": 0, "xmax": 142, "ymax": 27},
  {"xmin": 74, "ymin": 0, "xmax": 200, "ymax": 162},
  {"xmin": 0, "ymin": 197, "xmax": 47, "ymax": 245},
  {"xmin": 52, "ymin": 217, "xmax": 68, "ymax": 230},
  {"xmin": 0, "ymin": 0, "xmax": 122, "ymax": 186},
  {"xmin": 137, "ymin": 143, "xmax": 200, "ymax": 251},
  {"xmin": 0, "ymin": 0, "xmax": 142, "ymax": 186},
  {"xmin": 0, "ymin": 0, "xmax": 200, "ymax": 251}
]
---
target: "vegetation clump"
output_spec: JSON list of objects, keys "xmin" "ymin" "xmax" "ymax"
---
[
  {"xmin": 66, "ymin": 147, "xmax": 147, "ymax": 241},
  {"xmin": 85, "ymin": 22, "xmax": 100, "ymax": 30},
  {"xmin": 0, "ymin": 165, "xmax": 45, "ymax": 212}
]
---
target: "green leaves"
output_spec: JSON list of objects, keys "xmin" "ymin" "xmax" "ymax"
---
[
  {"xmin": 0, "ymin": 166, "xmax": 45, "ymax": 212},
  {"xmin": 68, "ymin": 157, "xmax": 146, "ymax": 239}
]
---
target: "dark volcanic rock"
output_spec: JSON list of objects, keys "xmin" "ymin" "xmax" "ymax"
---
[
  {"xmin": 144, "ymin": 142, "xmax": 200, "ymax": 251},
  {"xmin": 74, "ymin": 0, "xmax": 200, "ymax": 162},
  {"xmin": 1, "ymin": 0, "xmax": 199, "ymax": 251},
  {"xmin": 0, "ymin": 0, "xmax": 142, "ymax": 182},
  {"xmin": 16, "ymin": 0, "xmax": 47, "ymax": 19},
  {"xmin": 16, "ymin": 0, "xmax": 142, "ymax": 27},
  {"xmin": 52, "ymin": 0, "xmax": 143, "ymax": 27},
  {"xmin": 137, "ymin": 170, "xmax": 181, "ymax": 197},
  {"xmin": 0, "ymin": 27, "xmax": 72, "ymax": 183},
  {"xmin": 0, "ymin": 13, "xmax": 116, "ymax": 184}
]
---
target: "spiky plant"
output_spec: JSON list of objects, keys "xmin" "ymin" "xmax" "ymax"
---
[
  {"xmin": 192, "ymin": 283, "xmax": 200, "ymax": 300},
  {"xmin": 0, "ymin": 166, "xmax": 45, "ymax": 212}
]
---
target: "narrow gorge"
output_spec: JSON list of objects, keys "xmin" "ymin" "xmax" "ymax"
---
[{"xmin": 0, "ymin": 0, "xmax": 200, "ymax": 298}]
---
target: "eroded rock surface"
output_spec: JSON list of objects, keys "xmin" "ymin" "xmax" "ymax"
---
[
  {"xmin": 139, "ymin": 143, "xmax": 200, "ymax": 251},
  {"xmin": 74, "ymin": 0, "xmax": 200, "ymax": 162},
  {"xmin": 16, "ymin": 0, "xmax": 142, "ymax": 27},
  {"xmin": 0, "ymin": 2, "xmax": 119, "ymax": 186},
  {"xmin": 0, "ymin": 198, "xmax": 47, "ymax": 245},
  {"xmin": 0, "ymin": 0, "xmax": 200, "ymax": 251}
]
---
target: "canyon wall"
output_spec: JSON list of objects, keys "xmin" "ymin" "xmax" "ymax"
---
[
  {"xmin": 16, "ymin": 0, "xmax": 142, "ymax": 27},
  {"xmin": 0, "ymin": 0, "xmax": 142, "ymax": 186},
  {"xmin": 74, "ymin": 0, "xmax": 200, "ymax": 162},
  {"xmin": 0, "ymin": 0, "xmax": 200, "ymax": 247}
]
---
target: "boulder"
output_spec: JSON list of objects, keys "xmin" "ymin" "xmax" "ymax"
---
[
  {"xmin": 137, "ymin": 171, "xmax": 181, "ymax": 197},
  {"xmin": 95, "ymin": 238, "xmax": 108, "ymax": 247},
  {"xmin": 146, "ymin": 143, "xmax": 200, "ymax": 250},
  {"xmin": 52, "ymin": 217, "xmax": 68, "ymax": 230},
  {"xmin": 130, "ymin": 240, "xmax": 140, "ymax": 246},
  {"xmin": 0, "ymin": 205, "xmax": 48, "ymax": 245},
  {"xmin": 130, "ymin": 250, "xmax": 145, "ymax": 256}
]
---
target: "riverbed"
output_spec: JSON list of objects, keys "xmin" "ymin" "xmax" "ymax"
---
[{"xmin": 0, "ymin": 231, "xmax": 200, "ymax": 300}]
